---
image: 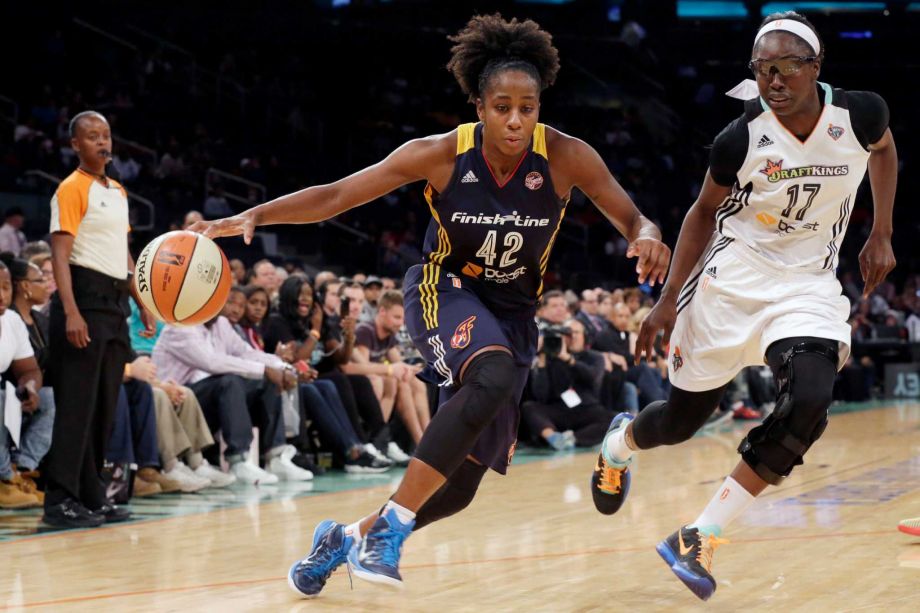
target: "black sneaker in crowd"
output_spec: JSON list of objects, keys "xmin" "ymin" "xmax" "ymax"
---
[
  {"xmin": 92, "ymin": 502, "xmax": 132, "ymax": 523},
  {"xmin": 42, "ymin": 498, "xmax": 105, "ymax": 529},
  {"xmin": 344, "ymin": 451, "xmax": 392, "ymax": 474},
  {"xmin": 293, "ymin": 452, "xmax": 325, "ymax": 476}
]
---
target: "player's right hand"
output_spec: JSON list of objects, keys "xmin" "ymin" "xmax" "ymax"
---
[
  {"xmin": 188, "ymin": 210, "xmax": 257, "ymax": 245},
  {"xmin": 635, "ymin": 297, "xmax": 677, "ymax": 365}
]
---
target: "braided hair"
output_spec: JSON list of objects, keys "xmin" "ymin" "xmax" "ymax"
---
[{"xmin": 447, "ymin": 13, "xmax": 560, "ymax": 104}]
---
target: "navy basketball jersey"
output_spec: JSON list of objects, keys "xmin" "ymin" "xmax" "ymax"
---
[{"xmin": 419, "ymin": 122, "xmax": 567, "ymax": 325}]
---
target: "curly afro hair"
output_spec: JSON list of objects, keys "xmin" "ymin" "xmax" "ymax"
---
[{"xmin": 447, "ymin": 14, "xmax": 560, "ymax": 104}]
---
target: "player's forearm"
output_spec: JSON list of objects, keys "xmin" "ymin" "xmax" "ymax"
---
[
  {"xmin": 658, "ymin": 203, "xmax": 717, "ymax": 303},
  {"xmin": 248, "ymin": 183, "xmax": 345, "ymax": 226},
  {"xmin": 867, "ymin": 141, "xmax": 897, "ymax": 237}
]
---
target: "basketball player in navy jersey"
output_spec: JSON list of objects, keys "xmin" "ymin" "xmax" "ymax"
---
[
  {"xmin": 589, "ymin": 12, "xmax": 897, "ymax": 600},
  {"xmin": 191, "ymin": 14, "xmax": 670, "ymax": 597}
]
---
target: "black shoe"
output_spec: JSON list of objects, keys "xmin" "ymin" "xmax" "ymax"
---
[
  {"xmin": 344, "ymin": 451, "xmax": 391, "ymax": 474},
  {"xmin": 42, "ymin": 498, "xmax": 105, "ymax": 528},
  {"xmin": 92, "ymin": 502, "xmax": 132, "ymax": 523},
  {"xmin": 655, "ymin": 525, "xmax": 728, "ymax": 601},
  {"xmin": 293, "ymin": 452, "xmax": 325, "ymax": 476}
]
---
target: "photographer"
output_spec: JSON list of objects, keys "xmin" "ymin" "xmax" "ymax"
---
[{"xmin": 522, "ymin": 319, "xmax": 612, "ymax": 450}]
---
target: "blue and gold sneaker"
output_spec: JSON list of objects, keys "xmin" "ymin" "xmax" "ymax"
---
[
  {"xmin": 590, "ymin": 412, "xmax": 633, "ymax": 515},
  {"xmin": 347, "ymin": 508, "xmax": 414, "ymax": 588},
  {"xmin": 288, "ymin": 520, "xmax": 354, "ymax": 598},
  {"xmin": 655, "ymin": 525, "xmax": 729, "ymax": 601}
]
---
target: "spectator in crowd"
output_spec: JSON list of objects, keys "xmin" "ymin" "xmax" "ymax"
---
[
  {"xmin": 152, "ymin": 306, "xmax": 313, "ymax": 484},
  {"xmin": 43, "ymin": 110, "xmax": 154, "ymax": 528},
  {"xmin": 381, "ymin": 277, "xmax": 397, "ymax": 291},
  {"xmin": 0, "ymin": 207, "xmax": 27, "ymax": 256},
  {"xmin": 314, "ymin": 270, "xmax": 337, "ymax": 290},
  {"xmin": 317, "ymin": 280, "xmax": 411, "ymax": 464},
  {"xmin": 204, "ymin": 187, "xmax": 234, "ymax": 218},
  {"xmin": 6, "ymin": 255, "xmax": 50, "ymax": 373},
  {"xmin": 230, "ymin": 259, "xmax": 247, "ymax": 285},
  {"xmin": 239, "ymin": 285, "xmax": 274, "ymax": 351},
  {"xmin": 523, "ymin": 319, "xmax": 612, "ymax": 450},
  {"xmin": 262, "ymin": 276, "xmax": 394, "ymax": 469},
  {"xmin": 250, "ymin": 259, "xmax": 281, "ymax": 301},
  {"xmin": 181, "ymin": 210, "xmax": 203, "ymax": 231},
  {"xmin": 22, "ymin": 241, "xmax": 52, "ymax": 262},
  {"xmin": 538, "ymin": 290, "xmax": 570, "ymax": 328},
  {"xmin": 575, "ymin": 289, "xmax": 606, "ymax": 345},
  {"xmin": 222, "ymin": 285, "xmax": 248, "ymax": 332},
  {"xmin": 359, "ymin": 276, "xmax": 384, "ymax": 324},
  {"xmin": 0, "ymin": 260, "xmax": 55, "ymax": 509},
  {"xmin": 111, "ymin": 152, "xmax": 141, "ymax": 183},
  {"xmin": 351, "ymin": 290, "xmax": 430, "ymax": 445},
  {"xmin": 29, "ymin": 254, "xmax": 55, "ymax": 304},
  {"xmin": 594, "ymin": 301, "xmax": 668, "ymax": 406},
  {"xmin": 127, "ymin": 300, "xmax": 164, "ymax": 355}
]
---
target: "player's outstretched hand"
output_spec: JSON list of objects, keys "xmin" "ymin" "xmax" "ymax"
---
[
  {"xmin": 187, "ymin": 210, "xmax": 257, "ymax": 245},
  {"xmin": 858, "ymin": 232, "xmax": 896, "ymax": 298},
  {"xmin": 635, "ymin": 297, "xmax": 676, "ymax": 365},
  {"xmin": 626, "ymin": 237, "xmax": 671, "ymax": 287}
]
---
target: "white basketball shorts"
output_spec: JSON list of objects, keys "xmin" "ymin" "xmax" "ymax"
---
[{"xmin": 667, "ymin": 235, "xmax": 851, "ymax": 392}]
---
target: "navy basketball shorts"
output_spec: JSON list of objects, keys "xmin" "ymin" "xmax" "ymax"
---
[{"xmin": 403, "ymin": 264, "xmax": 537, "ymax": 474}]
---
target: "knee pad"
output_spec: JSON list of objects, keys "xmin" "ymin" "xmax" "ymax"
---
[
  {"xmin": 739, "ymin": 341, "xmax": 837, "ymax": 485},
  {"xmin": 413, "ymin": 460, "xmax": 488, "ymax": 531},
  {"xmin": 459, "ymin": 350, "xmax": 517, "ymax": 431}
]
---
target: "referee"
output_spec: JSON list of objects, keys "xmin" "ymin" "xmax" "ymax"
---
[{"xmin": 42, "ymin": 111, "xmax": 155, "ymax": 528}]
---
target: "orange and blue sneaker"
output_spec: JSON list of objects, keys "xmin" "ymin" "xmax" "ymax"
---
[
  {"xmin": 898, "ymin": 517, "xmax": 920, "ymax": 536},
  {"xmin": 347, "ymin": 507, "xmax": 414, "ymax": 588},
  {"xmin": 655, "ymin": 525, "xmax": 728, "ymax": 601},
  {"xmin": 288, "ymin": 520, "xmax": 354, "ymax": 598},
  {"xmin": 591, "ymin": 412, "xmax": 633, "ymax": 515}
]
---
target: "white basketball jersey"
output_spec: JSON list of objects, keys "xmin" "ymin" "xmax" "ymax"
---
[{"xmin": 716, "ymin": 83, "xmax": 870, "ymax": 271}]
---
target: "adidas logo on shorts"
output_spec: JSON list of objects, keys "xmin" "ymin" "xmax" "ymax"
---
[
  {"xmin": 461, "ymin": 170, "xmax": 479, "ymax": 183},
  {"xmin": 757, "ymin": 134, "xmax": 774, "ymax": 148},
  {"xmin": 705, "ymin": 266, "xmax": 717, "ymax": 279}
]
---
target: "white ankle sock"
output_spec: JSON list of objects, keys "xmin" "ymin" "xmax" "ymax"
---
[
  {"xmin": 690, "ymin": 476, "xmax": 755, "ymax": 536},
  {"xmin": 345, "ymin": 521, "xmax": 363, "ymax": 542},
  {"xmin": 384, "ymin": 500, "xmax": 416, "ymax": 525},
  {"xmin": 603, "ymin": 425, "xmax": 635, "ymax": 464}
]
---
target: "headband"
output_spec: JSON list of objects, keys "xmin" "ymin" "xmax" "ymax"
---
[
  {"xmin": 726, "ymin": 20, "xmax": 821, "ymax": 100},
  {"xmin": 754, "ymin": 20, "xmax": 821, "ymax": 56}
]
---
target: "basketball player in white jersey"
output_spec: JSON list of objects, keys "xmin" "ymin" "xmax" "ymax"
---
[{"xmin": 588, "ymin": 12, "xmax": 897, "ymax": 600}]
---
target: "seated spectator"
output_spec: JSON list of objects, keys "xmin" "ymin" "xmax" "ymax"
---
[
  {"xmin": 181, "ymin": 210, "xmax": 203, "ymax": 231},
  {"xmin": 538, "ymin": 290, "xmax": 570, "ymax": 329},
  {"xmin": 0, "ymin": 207, "xmax": 27, "ymax": 256},
  {"xmin": 250, "ymin": 259, "xmax": 281, "ymax": 302},
  {"xmin": 593, "ymin": 301, "xmax": 668, "ymax": 406},
  {"xmin": 523, "ymin": 319, "xmax": 613, "ymax": 450},
  {"xmin": 575, "ymin": 289, "xmax": 606, "ymax": 346},
  {"xmin": 359, "ymin": 276, "xmax": 383, "ymax": 324},
  {"xmin": 128, "ymin": 299, "xmax": 164, "ymax": 355},
  {"xmin": 350, "ymin": 290, "xmax": 430, "ymax": 445},
  {"xmin": 29, "ymin": 253, "xmax": 55, "ymax": 307},
  {"xmin": 152, "ymin": 308, "xmax": 312, "ymax": 484},
  {"xmin": 230, "ymin": 259, "xmax": 247, "ymax": 286},
  {"xmin": 7, "ymin": 255, "xmax": 50, "ymax": 373},
  {"xmin": 0, "ymin": 259, "xmax": 54, "ymax": 508},
  {"xmin": 203, "ymin": 187, "xmax": 234, "ymax": 218},
  {"xmin": 262, "ymin": 276, "xmax": 393, "ymax": 470},
  {"xmin": 21, "ymin": 240, "xmax": 52, "ymax": 262}
]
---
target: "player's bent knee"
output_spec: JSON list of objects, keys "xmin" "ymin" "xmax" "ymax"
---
[
  {"xmin": 739, "ymin": 340, "xmax": 837, "ymax": 484},
  {"xmin": 459, "ymin": 350, "xmax": 516, "ymax": 429},
  {"xmin": 413, "ymin": 460, "xmax": 488, "ymax": 530}
]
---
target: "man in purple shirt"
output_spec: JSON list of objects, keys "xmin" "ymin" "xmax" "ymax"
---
[{"xmin": 152, "ymin": 314, "xmax": 313, "ymax": 484}]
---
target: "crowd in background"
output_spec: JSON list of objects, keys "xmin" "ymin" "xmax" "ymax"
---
[{"xmin": 0, "ymin": 205, "xmax": 915, "ymax": 513}]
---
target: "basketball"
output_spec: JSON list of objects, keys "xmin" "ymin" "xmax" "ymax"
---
[{"xmin": 133, "ymin": 230, "xmax": 231, "ymax": 325}]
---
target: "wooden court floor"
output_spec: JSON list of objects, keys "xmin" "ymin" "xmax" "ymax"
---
[{"xmin": 2, "ymin": 402, "xmax": 919, "ymax": 612}]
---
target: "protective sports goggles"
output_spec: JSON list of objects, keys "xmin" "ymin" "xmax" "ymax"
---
[{"xmin": 748, "ymin": 56, "xmax": 817, "ymax": 77}]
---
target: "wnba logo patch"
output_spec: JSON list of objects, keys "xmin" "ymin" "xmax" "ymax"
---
[
  {"xmin": 827, "ymin": 124, "xmax": 845, "ymax": 140},
  {"xmin": 524, "ymin": 171, "xmax": 544, "ymax": 191},
  {"xmin": 450, "ymin": 315, "xmax": 477, "ymax": 349},
  {"xmin": 672, "ymin": 345, "xmax": 684, "ymax": 372},
  {"xmin": 157, "ymin": 250, "xmax": 186, "ymax": 267}
]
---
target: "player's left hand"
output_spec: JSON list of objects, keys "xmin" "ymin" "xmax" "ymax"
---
[
  {"xmin": 858, "ymin": 232, "xmax": 896, "ymax": 298},
  {"xmin": 626, "ymin": 237, "xmax": 671, "ymax": 287},
  {"xmin": 188, "ymin": 210, "xmax": 257, "ymax": 245}
]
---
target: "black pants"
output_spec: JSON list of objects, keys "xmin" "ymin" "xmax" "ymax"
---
[
  {"xmin": 44, "ymin": 268, "xmax": 131, "ymax": 509},
  {"xmin": 189, "ymin": 374, "xmax": 286, "ymax": 459},
  {"xmin": 521, "ymin": 400, "xmax": 611, "ymax": 447},
  {"xmin": 319, "ymin": 371, "xmax": 388, "ymax": 447}
]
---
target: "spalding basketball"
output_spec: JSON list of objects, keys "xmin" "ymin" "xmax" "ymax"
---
[{"xmin": 134, "ymin": 230, "xmax": 231, "ymax": 325}]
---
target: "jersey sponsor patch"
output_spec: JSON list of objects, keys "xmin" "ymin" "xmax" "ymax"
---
[
  {"xmin": 450, "ymin": 315, "xmax": 477, "ymax": 349},
  {"xmin": 452, "ymin": 276, "xmax": 462, "ymax": 289},
  {"xmin": 524, "ymin": 171, "xmax": 544, "ymax": 191},
  {"xmin": 756, "ymin": 211, "xmax": 777, "ymax": 226},
  {"xmin": 462, "ymin": 261, "xmax": 483, "ymax": 278},
  {"xmin": 827, "ymin": 124, "xmax": 845, "ymax": 141},
  {"xmin": 759, "ymin": 158, "xmax": 848, "ymax": 183}
]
